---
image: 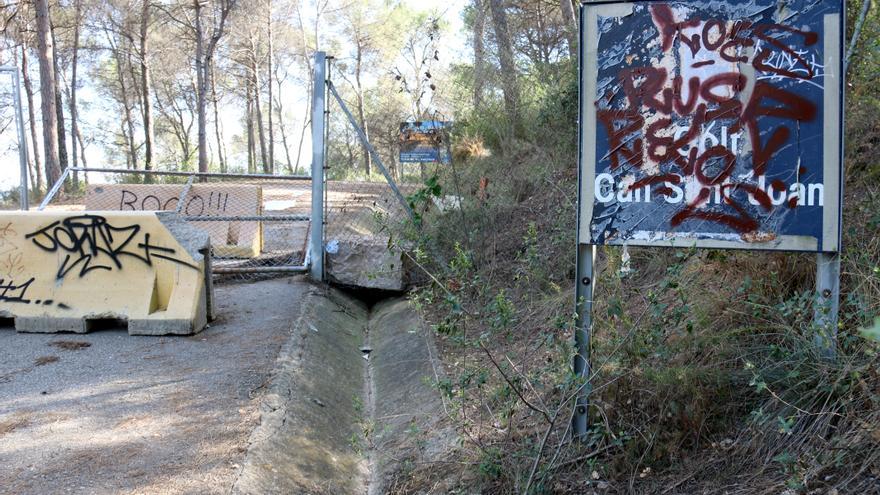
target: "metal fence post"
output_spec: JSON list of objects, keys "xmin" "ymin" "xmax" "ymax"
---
[
  {"xmin": 310, "ymin": 52, "xmax": 327, "ymax": 282},
  {"xmin": 1, "ymin": 66, "xmax": 30, "ymax": 210},
  {"xmin": 814, "ymin": 252, "xmax": 841, "ymax": 358},
  {"xmin": 573, "ymin": 243, "xmax": 596, "ymax": 440}
]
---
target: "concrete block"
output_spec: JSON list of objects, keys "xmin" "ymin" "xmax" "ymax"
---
[
  {"xmin": 325, "ymin": 238, "xmax": 405, "ymax": 291},
  {"xmin": 85, "ymin": 183, "xmax": 263, "ymax": 258},
  {"xmin": 0, "ymin": 211, "xmax": 213, "ymax": 336}
]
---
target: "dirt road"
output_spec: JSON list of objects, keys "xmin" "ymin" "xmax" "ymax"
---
[{"xmin": 0, "ymin": 277, "xmax": 311, "ymax": 495}]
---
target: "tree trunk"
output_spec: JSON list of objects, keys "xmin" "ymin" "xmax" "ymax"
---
[
  {"xmin": 51, "ymin": 23, "xmax": 68, "ymax": 174},
  {"xmin": 21, "ymin": 46, "xmax": 43, "ymax": 192},
  {"xmin": 473, "ymin": 0, "xmax": 486, "ymax": 110},
  {"xmin": 70, "ymin": 0, "xmax": 81, "ymax": 188},
  {"xmin": 194, "ymin": 0, "xmax": 208, "ymax": 173},
  {"xmin": 355, "ymin": 41, "xmax": 371, "ymax": 176},
  {"xmin": 210, "ymin": 59, "xmax": 227, "ymax": 173},
  {"xmin": 266, "ymin": 1, "xmax": 275, "ymax": 172},
  {"xmin": 250, "ymin": 40, "xmax": 270, "ymax": 174},
  {"xmin": 34, "ymin": 0, "xmax": 61, "ymax": 186},
  {"xmin": 246, "ymin": 73, "xmax": 256, "ymax": 174},
  {"xmin": 560, "ymin": 0, "xmax": 578, "ymax": 59},
  {"xmin": 141, "ymin": 0, "xmax": 155, "ymax": 176},
  {"xmin": 195, "ymin": 0, "xmax": 234, "ymax": 174},
  {"xmin": 111, "ymin": 35, "xmax": 138, "ymax": 170},
  {"xmin": 273, "ymin": 75, "xmax": 294, "ymax": 174},
  {"xmin": 488, "ymin": 0, "xmax": 520, "ymax": 135},
  {"xmin": 75, "ymin": 125, "xmax": 87, "ymax": 167},
  {"xmin": 292, "ymin": 0, "xmax": 314, "ymax": 176},
  {"xmin": 846, "ymin": 0, "xmax": 873, "ymax": 72}
]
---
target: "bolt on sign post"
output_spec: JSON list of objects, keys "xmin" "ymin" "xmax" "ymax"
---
[{"xmin": 575, "ymin": 0, "xmax": 845, "ymax": 439}]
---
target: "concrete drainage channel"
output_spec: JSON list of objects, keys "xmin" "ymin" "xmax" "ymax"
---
[{"xmin": 232, "ymin": 284, "xmax": 455, "ymax": 494}]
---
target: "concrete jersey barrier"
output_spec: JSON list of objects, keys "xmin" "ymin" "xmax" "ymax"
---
[
  {"xmin": 0, "ymin": 211, "xmax": 213, "ymax": 336},
  {"xmin": 85, "ymin": 184, "xmax": 263, "ymax": 258}
]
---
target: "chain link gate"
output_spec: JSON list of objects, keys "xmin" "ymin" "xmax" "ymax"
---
[
  {"xmin": 25, "ymin": 50, "xmax": 420, "ymax": 287},
  {"xmin": 34, "ymin": 52, "xmax": 334, "ymax": 284},
  {"xmin": 37, "ymin": 168, "xmax": 315, "ymax": 283},
  {"xmin": 315, "ymin": 53, "xmax": 424, "ymax": 290}
]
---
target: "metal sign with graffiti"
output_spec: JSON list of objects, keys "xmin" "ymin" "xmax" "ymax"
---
[
  {"xmin": 579, "ymin": 0, "xmax": 844, "ymax": 252},
  {"xmin": 399, "ymin": 121, "xmax": 452, "ymax": 164}
]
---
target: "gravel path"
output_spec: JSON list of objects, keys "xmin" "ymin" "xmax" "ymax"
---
[{"xmin": 0, "ymin": 277, "xmax": 311, "ymax": 495}]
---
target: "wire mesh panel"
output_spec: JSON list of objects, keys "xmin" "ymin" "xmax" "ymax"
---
[
  {"xmin": 323, "ymin": 178, "xmax": 421, "ymax": 291},
  {"xmin": 38, "ymin": 168, "xmax": 312, "ymax": 283},
  {"xmin": 323, "ymin": 80, "xmax": 425, "ymax": 290}
]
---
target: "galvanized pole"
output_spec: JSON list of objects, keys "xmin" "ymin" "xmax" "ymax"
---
[
  {"xmin": 1, "ymin": 67, "xmax": 30, "ymax": 210},
  {"xmin": 814, "ymin": 253, "xmax": 841, "ymax": 358},
  {"xmin": 310, "ymin": 52, "xmax": 327, "ymax": 282},
  {"xmin": 572, "ymin": 1, "xmax": 592, "ymax": 441},
  {"xmin": 573, "ymin": 243, "xmax": 596, "ymax": 440}
]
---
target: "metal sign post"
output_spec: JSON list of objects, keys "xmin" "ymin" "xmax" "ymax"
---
[
  {"xmin": 0, "ymin": 66, "xmax": 30, "ymax": 210},
  {"xmin": 573, "ymin": 244, "xmax": 595, "ymax": 439},
  {"xmin": 575, "ymin": 0, "xmax": 846, "ymax": 439},
  {"xmin": 814, "ymin": 253, "xmax": 842, "ymax": 358}
]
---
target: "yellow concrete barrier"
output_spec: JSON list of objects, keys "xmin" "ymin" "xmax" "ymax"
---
[{"xmin": 0, "ymin": 211, "xmax": 213, "ymax": 336}]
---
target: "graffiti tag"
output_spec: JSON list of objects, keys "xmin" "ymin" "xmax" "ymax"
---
[
  {"xmin": 596, "ymin": 3, "xmax": 825, "ymax": 236},
  {"xmin": 0, "ymin": 222, "xmax": 25, "ymax": 280},
  {"xmin": 0, "ymin": 277, "xmax": 70, "ymax": 309},
  {"xmin": 25, "ymin": 215, "xmax": 199, "ymax": 280}
]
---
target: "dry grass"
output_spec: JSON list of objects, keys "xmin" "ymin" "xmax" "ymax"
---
[
  {"xmin": 452, "ymin": 136, "xmax": 492, "ymax": 163},
  {"xmin": 0, "ymin": 413, "xmax": 31, "ymax": 437},
  {"xmin": 49, "ymin": 340, "xmax": 92, "ymax": 351},
  {"xmin": 400, "ymin": 131, "xmax": 880, "ymax": 493},
  {"xmin": 34, "ymin": 355, "xmax": 60, "ymax": 366}
]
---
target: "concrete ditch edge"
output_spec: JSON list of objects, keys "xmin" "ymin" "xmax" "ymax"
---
[
  {"xmin": 367, "ymin": 298, "xmax": 458, "ymax": 494},
  {"xmin": 233, "ymin": 286, "xmax": 370, "ymax": 495},
  {"xmin": 233, "ymin": 288, "xmax": 455, "ymax": 494}
]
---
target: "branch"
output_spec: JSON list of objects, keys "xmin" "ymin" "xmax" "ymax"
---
[
  {"xmin": 479, "ymin": 341, "xmax": 552, "ymax": 424},
  {"xmin": 846, "ymin": 0, "xmax": 872, "ymax": 73}
]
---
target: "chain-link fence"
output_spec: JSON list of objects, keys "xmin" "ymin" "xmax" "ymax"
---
[
  {"xmin": 321, "ymin": 77, "xmax": 426, "ymax": 290},
  {"xmin": 38, "ymin": 167, "xmax": 312, "ymax": 283}
]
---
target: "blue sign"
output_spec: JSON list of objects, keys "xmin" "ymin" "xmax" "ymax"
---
[
  {"xmin": 399, "ymin": 121, "xmax": 451, "ymax": 164},
  {"xmin": 579, "ymin": 0, "xmax": 844, "ymax": 252}
]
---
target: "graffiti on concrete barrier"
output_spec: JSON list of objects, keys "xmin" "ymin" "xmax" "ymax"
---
[
  {"xmin": 0, "ymin": 277, "xmax": 33, "ymax": 304},
  {"xmin": 0, "ymin": 222, "xmax": 25, "ymax": 280},
  {"xmin": 0, "ymin": 277, "xmax": 70, "ymax": 309},
  {"xmin": 582, "ymin": 0, "xmax": 843, "ymax": 252},
  {"xmin": 25, "ymin": 215, "xmax": 199, "ymax": 280}
]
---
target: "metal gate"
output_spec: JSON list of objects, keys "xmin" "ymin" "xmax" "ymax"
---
[
  {"xmin": 36, "ymin": 55, "xmax": 329, "ymax": 282},
  {"xmin": 315, "ymin": 52, "xmax": 422, "ymax": 289},
  {"xmin": 20, "ymin": 50, "xmax": 417, "ymax": 285}
]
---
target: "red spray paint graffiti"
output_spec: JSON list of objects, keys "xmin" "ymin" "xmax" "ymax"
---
[{"xmin": 598, "ymin": 4, "xmax": 820, "ymax": 235}]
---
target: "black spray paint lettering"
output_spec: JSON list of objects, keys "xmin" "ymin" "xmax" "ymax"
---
[
  {"xmin": 25, "ymin": 215, "xmax": 199, "ymax": 280},
  {"xmin": 118, "ymin": 190, "xmax": 229, "ymax": 215},
  {"xmin": 0, "ymin": 277, "xmax": 70, "ymax": 309}
]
